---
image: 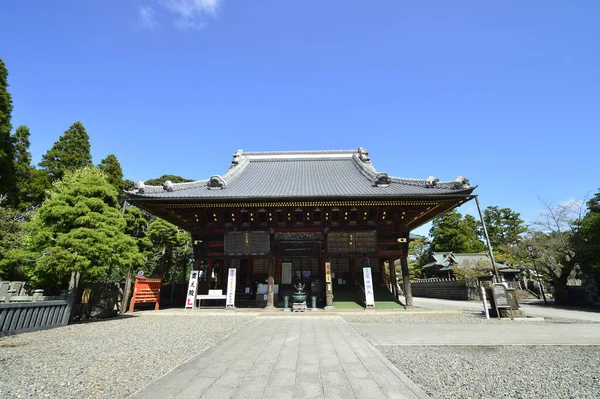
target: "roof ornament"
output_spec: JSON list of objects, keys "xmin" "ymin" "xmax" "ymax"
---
[
  {"xmin": 357, "ymin": 147, "xmax": 370, "ymax": 163},
  {"xmin": 162, "ymin": 180, "xmax": 174, "ymax": 192},
  {"xmin": 207, "ymin": 175, "xmax": 226, "ymax": 190},
  {"xmin": 231, "ymin": 149, "xmax": 243, "ymax": 166},
  {"xmin": 372, "ymin": 173, "xmax": 391, "ymax": 187},
  {"xmin": 454, "ymin": 176, "xmax": 470, "ymax": 189},
  {"xmin": 426, "ymin": 176, "xmax": 439, "ymax": 188},
  {"xmin": 135, "ymin": 181, "xmax": 145, "ymax": 194}
]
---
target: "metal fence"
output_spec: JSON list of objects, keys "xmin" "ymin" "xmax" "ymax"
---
[{"xmin": 0, "ymin": 296, "xmax": 74, "ymax": 336}]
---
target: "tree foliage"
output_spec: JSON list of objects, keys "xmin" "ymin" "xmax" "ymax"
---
[
  {"xmin": 145, "ymin": 218, "xmax": 192, "ymax": 282},
  {"xmin": 518, "ymin": 200, "xmax": 586, "ymax": 305},
  {"xmin": 429, "ymin": 209, "xmax": 485, "ymax": 253},
  {"xmin": 15, "ymin": 166, "xmax": 142, "ymax": 288},
  {"xmin": 481, "ymin": 206, "xmax": 527, "ymax": 252},
  {"xmin": 0, "ymin": 58, "xmax": 16, "ymax": 201},
  {"xmin": 144, "ymin": 175, "xmax": 194, "ymax": 186},
  {"xmin": 11, "ymin": 125, "xmax": 36, "ymax": 210},
  {"xmin": 39, "ymin": 121, "xmax": 92, "ymax": 182},
  {"xmin": 98, "ymin": 154, "xmax": 125, "ymax": 196},
  {"xmin": 575, "ymin": 190, "xmax": 600, "ymax": 278},
  {"xmin": 0, "ymin": 194, "xmax": 29, "ymax": 280}
]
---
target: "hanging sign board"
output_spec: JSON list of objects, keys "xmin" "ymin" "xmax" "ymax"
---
[
  {"xmin": 363, "ymin": 267, "xmax": 375, "ymax": 308},
  {"xmin": 282, "ymin": 262, "xmax": 292, "ymax": 284},
  {"xmin": 185, "ymin": 270, "xmax": 202, "ymax": 310},
  {"xmin": 128, "ymin": 276, "xmax": 162, "ymax": 312},
  {"xmin": 226, "ymin": 268, "xmax": 237, "ymax": 308}
]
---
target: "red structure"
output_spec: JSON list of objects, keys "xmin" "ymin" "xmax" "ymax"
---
[{"xmin": 128, "ymin": 276, "xmax": 162, "ymax": 312}]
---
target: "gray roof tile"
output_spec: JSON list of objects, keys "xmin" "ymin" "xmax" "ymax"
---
[{"xmin": 128, "ymin": 148, "xmax": 476, "ymax": 200}]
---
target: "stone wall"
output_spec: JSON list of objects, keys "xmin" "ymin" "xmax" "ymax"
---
[{"xmin": 411, "ymin": 278, "xmax": 469, "ymax": 300}]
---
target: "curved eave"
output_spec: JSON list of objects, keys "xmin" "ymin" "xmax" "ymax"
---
[{"xmin": 126, "ymin": 185, "xmax": 477, "ymax": 203}]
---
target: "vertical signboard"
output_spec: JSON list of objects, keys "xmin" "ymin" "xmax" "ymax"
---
[
  {"xmin": 226, "ymin": 268, "xmax": 237, "ymax": 308},
  {"xmin": 185, "ymin": 270, "xmax": 201, "ymax": 310},
  {"xmin": 363, "ymin": 267, "xmax": 375, "ymax": 308},
  {"xmin": 325, "ymin": 262, "xmax": 333, "ymax": 307}
]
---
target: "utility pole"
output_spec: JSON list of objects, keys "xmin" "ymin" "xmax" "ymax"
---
[{"xmin": 475, "ymin": 195, "xmax": 500, "ymax": 282}]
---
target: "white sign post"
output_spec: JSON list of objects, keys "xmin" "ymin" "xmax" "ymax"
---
[
  {"xmin": 226, "ymin": 268, "xmax": 237, "ymax": 308},
  {"xmin": 185, "ymin": 270, "xmax": 202, "ymax": 310},
  {"xmin": 363, "ymin": 267, "xmax": 375, "ymax": 309}
]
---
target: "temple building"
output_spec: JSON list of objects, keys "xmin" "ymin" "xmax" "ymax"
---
[{"xmin": 126, "ymin": 148, "xmax": 476, "ymax": 309}]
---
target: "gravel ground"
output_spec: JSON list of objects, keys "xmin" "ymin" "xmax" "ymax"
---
[
  {"xmin": 342, "ymin": 312, "xmax": 600, "ymax": 324},
  {"xmin": 0, "ymin": 313, "xmax": 254, "ymax": 399},
  {"xmin": 379, "ymin": 345, "xmax": 600, "ymax": 399}
]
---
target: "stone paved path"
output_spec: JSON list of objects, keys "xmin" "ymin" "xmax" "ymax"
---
[
  {"xmin": 129, "ymin": 316, "xmax": 429, "ymax": 399},
  {"xmin": 354, "ymin": 323, "xmax": 600, "ymax": 346}
]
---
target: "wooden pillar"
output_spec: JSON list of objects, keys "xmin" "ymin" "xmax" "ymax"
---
[
  {"xmin": 266, "ymin": 257, "xmax": 275, "ymax": 309},
  {"xmin": 349, "ymin": 257, "xmax": 356, "ymax": 284},
  {"xmin": 400, "ymin": 241, "xmax": 413, "ymax": 306},
  {"xmin": 207, "ymin": 259, "xmax": 213, "ymax": 288}
]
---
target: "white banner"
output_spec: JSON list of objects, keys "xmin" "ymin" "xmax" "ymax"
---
[
  {"xmin": 185, "ymin": 270, "xmax": 202, "ymax": 309},
  {"xmin": 226, "ymin": 268, "xmax": 237, "ymax": 307},
  {"xmin": 363, "ymin": 267, "xmax": 375, "ymax": 307}
]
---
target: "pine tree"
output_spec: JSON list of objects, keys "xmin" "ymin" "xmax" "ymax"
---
[
  {"xmin": 429, "ymin": 209, "xmax": 486, "ymax": 253},
  {"xmin": 0, "ymin": 59, "xmax": 16, "ymax": 200},
  {"xmin": 11, "ymin": 125, "xmax": 36, "ymax": 210},
  {"xmin": 39, "ymin": 121, "xmax": 92, "ymax": 182},
  {"xmin": 98, "ymin": 154, "xmax": 125, "ymax": 196},
  {"xmin": 19, "ymin": 166, "xmax": 142, "ymax": 288}
]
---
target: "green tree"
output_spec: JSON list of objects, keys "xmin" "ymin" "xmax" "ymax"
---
[
  {"xmin": 406, "ymin": 237, "xmax": 428, "ymax": 279},
  {"xmin": 15, "ymin": 166, "xmax": 142, "ymax": 288},
  {"xmin": 521, "ymin": 200, "xmax": 586, "ymax": 305},
  {"xmin": 481, "ymin": 206, "xmax": 527, "ymax": 261},
  {"xmin": 98, "ymin": 154, "xmax": 125, "ymax": 196},
  {"xmin": 576, "ymin": 189, "xmax": 600, "ymax": 279},
  {"xmin": 27, "ymin": 168, "xmax": 51, "ymax": 206},
  {"xmin": 11, "ymin": 125, "xmax": 36, "ymax": 210},
  {"xmin": 123, "ymin": 205, "xmax": 152, "ymax": 254},
  {"xmin": 145, "ymin": 218, "xmax": 191, "ymax": 282},
  {"xmin": 145, "ymin": 175, "xmax": 193, "ymax": 186},
  {"xmin": 429, "ymin": 209, "xmax": 486, "ymax": 253},
  {"xmin": 0, "ymin": 194, "xmax": 29, "ymax": 280},
  {"xmin": 0, "ymin": 59, "xmax": 16, "ymax": 201},
  {"xmin": 39, "ymin": 121, "xmax": 92, "ymax": 182}
]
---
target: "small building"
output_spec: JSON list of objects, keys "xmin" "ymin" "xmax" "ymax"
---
[
  {"xmin": 423, "ymin": 252, "xmax": 521, "ymax": 286},
  {"xmin": 127, "ymin": 148, "xmax": 477, "ymax": 308}
]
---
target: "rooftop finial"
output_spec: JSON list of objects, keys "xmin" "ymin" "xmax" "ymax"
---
[
  {"xmin": 358, "ymin": 147, "xmax": 370, "ymax": 163},
  {"xmin": 231, "ymin": 149, "xmax": 243, "ymax": 166},
  {"xmin": 135, "ymin": 181, "xmax": 145, "ymax": 193}
]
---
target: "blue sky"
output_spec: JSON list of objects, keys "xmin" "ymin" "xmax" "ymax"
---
[{"xmin": 2, "ymin": 1, "xmax": 599, "ymax": 236}]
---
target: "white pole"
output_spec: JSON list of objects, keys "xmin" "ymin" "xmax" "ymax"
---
[{"xmin": 480, "ymin": 286, "xmax": 490, "ymax": 319}]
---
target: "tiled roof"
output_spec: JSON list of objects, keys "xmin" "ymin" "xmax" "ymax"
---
[
  {"xmin": 424, "ymin": 252, "xmax": 507, "ymax": 270},
  {"xmin": 127, "ymin": 148, "xmax": 476, "ymax": 200}
]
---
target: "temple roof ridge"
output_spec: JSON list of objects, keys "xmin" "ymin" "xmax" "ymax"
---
[{"xmin": 127, "ymin": 146, "xmax": 475, "ymax": 198}]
